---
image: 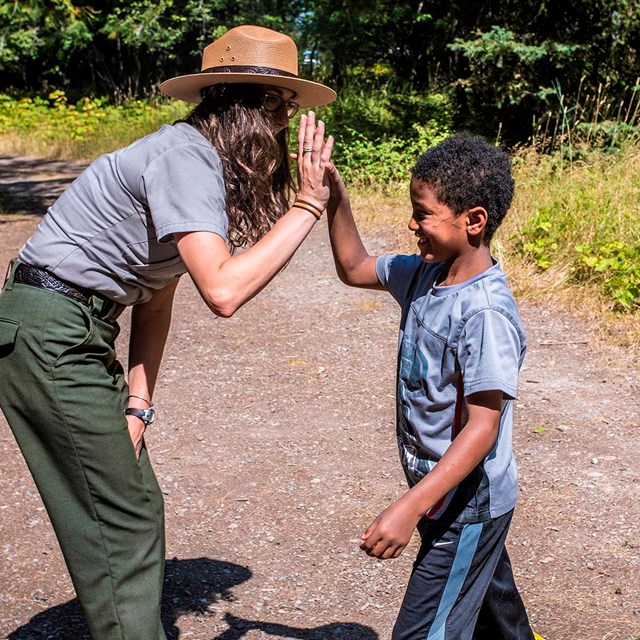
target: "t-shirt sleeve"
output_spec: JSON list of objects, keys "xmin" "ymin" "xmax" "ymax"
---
[
  {"xmin": 376, "ymin": 254, "xmax": 423, "ymax": 307},
  {"xmin": 142, "ymin": 143, "xmax": 228, "ymax": 243},
  {"xmin": 458, "ymin": 309, "xmax": 523, "ymax": 399}
]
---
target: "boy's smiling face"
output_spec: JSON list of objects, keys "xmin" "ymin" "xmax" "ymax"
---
[{"xmin": 408, "ymin": 177, "xmax": 470, "ymax": 265}]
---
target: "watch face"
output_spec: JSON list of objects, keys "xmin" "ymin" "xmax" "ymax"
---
[{"xmin": 126, "ymin": 407, "xmax": 155, "ymax": 425}]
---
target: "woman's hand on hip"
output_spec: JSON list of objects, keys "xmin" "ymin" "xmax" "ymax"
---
[
  {"xmin": 126, "ymin": 414, "xmax": 146, "ymax": 460},
  {"xmin": 296, "ymin": 111, "xmax": 334, "ymax": 211}
]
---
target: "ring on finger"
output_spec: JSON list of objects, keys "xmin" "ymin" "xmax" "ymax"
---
[{"xmin": 303, "ymin": 146, "xmax": 313, "ymax": 154}]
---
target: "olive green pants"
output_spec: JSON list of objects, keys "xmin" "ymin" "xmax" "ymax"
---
[{"xmin": 0, "ymin": 261, "xmax": 166, "ymax": 640}]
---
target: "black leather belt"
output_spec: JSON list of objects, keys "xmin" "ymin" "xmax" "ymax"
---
[{"xmin": 14, "ymin": 264, "xmax": 126, "ymax": 322}]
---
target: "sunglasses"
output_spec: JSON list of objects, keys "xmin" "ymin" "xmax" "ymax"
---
[{"xmin": 261, "ymin": 93, "xmax": 300, "ymax": 119}]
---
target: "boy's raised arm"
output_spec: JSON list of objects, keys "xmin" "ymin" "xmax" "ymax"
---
[{"xmin": 326, "ymin": 165, "xmax": 384, "ymax": 289}]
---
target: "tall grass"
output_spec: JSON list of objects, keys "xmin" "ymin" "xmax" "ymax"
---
[
  {"xmin": 0, "ymin": 91, "xmax": 189, "ymax": 159},
  {"xmin": 1, "ymin": 85, "xmax": 639, "ymax": 332},
  {"xmin": 533, "ymin": 77, "xmax": 640, "ymax": 157},
  {"xmin": 499, "ymin": 80, "xmax": 640, "ymax": 314},
  {"xmin": 498, "ymin": 143, "xmax": 640, "ymax": 313},
  {"xmin": 317, "ymin": 83, "xmax": 453, "ymax": 190}
]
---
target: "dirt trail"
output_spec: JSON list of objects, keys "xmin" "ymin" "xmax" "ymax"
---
[{"xmin": 0, "ymin": 155, "xmax": 639, "ymax": 640}]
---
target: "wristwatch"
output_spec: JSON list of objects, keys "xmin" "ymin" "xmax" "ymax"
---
[{"xmin": 125, "ymin": 407, "xmax": 155, "ymax": 426}]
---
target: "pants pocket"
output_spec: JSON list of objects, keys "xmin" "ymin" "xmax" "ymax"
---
[
  {"xmin": 0, "ymin": 317, "xmax": 20, "ymax": 357},
  {"xmin": 42, "ymin": 302, "xmax": 94, "ymax": 367}
]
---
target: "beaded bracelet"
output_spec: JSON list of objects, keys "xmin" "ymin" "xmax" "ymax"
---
[{"xmin": 293, "ymin": 199, "xmax": 323, "ymax": 220}]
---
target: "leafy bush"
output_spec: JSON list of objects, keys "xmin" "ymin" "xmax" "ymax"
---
[
  {"xmin": 574, "ymin": 242, "xmax": 640, "ymax": 310},
  {"xmin": 0, "ymin": 83, "xmax": 453, "ymax": 183},
  {"xmin": 0, "ymin": 91, "xmax": 188, "ymax": 159},
  {"xmin": 516, "ymin": 214, "xmax": 640, "ymax": 310},
  {"xmin": 516, "ymin": 209, "xmax": 556, "ymax": 270},
  {"xmin": 505, "ymin": 141, "xmax": 640, "ymax": 312},
  {"xmin": 317, "ymin": 77, "xmax": 453, "ymax": 189}
]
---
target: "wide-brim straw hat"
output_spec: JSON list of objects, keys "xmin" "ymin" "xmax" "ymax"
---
[{"xmin": 160, "ymin": 25, "xmax": 336, "ymax": 108}]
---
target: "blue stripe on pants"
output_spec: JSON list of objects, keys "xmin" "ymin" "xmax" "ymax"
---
[{"xmin": 427, "ymin": 522, "xmax": 483, "ymax": 640}]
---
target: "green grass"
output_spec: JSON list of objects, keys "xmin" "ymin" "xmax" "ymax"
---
[
  {"xmin": 501, "ymin": 144, "xmax": 640, "ymax": 312},
  {"xmin": 1, "ymin": 90, "xmax": 639, "ymax": 340},
  {"xmin": 0, "ymin": 91, "xmax": 189, "ymax": 159}
]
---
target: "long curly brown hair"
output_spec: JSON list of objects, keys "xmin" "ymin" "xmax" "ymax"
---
[{"xmin": 181, "ymin": 83, "xmax": 295, "ymax": 249}]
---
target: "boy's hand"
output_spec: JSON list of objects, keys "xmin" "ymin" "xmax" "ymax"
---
[
  {"xmin": 360, "ymin": 392, "xmax": 504, "ymax": 560},
  {"xmin": 360, "ymin": 494, "xmax": 422, "ymax": 559},
  {"xmin": 326, "ymin": 162, "xmax": 348, "ymax": 204}
]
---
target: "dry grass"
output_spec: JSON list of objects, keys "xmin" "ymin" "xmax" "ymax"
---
[
  {"xmin": 506, "ymin": 144, "xmax": 640, "ymax": 251},
  {"xmin": 348, "ymin": 168, "xmax": 640, "ymax": 355},
  {"xmin": 350, "ymin": 188, "xmax": 414, "ymax": 253},
  {"xmin": 0, "ymin": 129, "xmax": 129, "ymax": 161},
  {"xmin": 0, "ymin": 97, "xmax": 188, "ymax": 161},
  {"xmin": 498, "ymin": 253, "xmax": 640, "ymax": 355}
]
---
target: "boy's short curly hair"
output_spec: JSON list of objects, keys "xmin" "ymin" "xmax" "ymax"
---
[{"xmin": 411, "ymin": 134, "xmax": 515, "ymax": 244}]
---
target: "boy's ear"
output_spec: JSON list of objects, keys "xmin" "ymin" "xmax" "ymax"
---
[{"xmin": 465, "ymin": 206, "xmax": 488, "ymax": 237}]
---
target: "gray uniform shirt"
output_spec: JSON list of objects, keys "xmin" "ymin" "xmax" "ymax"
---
[
  {"xmin": 19, "ymin": 122, "xmax": 228, "ymax": 305},
  {"xmin": 376, "ymin": 255, "xmax": 526, "ymax": 523}
]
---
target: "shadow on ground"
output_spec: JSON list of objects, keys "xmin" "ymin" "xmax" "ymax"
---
[
  {"xmin": 0, "ymin": 156, "xmax": 87, "ymax": 217},
  {"xmin": 215, "ymin": 613, "xmax": 379, "ymax": 639},
  {"xmin": 6, "ymin": 557, "xmax": 379, "ymax": 640},
  {"xmin": 7, "ymin": 557, "xmax": 249, "ymax": 640}
]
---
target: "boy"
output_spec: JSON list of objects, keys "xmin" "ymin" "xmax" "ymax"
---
[{"xmin": 326, "ymin": 135, "xmax": 536, "ymax": 639}]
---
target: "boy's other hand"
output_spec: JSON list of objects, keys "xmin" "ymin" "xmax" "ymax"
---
[{"xmin": 360, "ymin": 495, "xmax": 421, "ymax": 559}]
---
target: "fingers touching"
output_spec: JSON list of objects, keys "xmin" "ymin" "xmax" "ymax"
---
[
  {"xmin": 296, "ymin": 111, "xmax": 334, "ymax": 164},
  {"xmin": 295, "ymin": 111, "xmax": 335, "ymax": 209}
]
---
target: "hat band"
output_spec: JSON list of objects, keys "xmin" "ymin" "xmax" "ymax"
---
[{"xmin": 202, "ymin": 65, "xmax": 298, "ymax": 78}]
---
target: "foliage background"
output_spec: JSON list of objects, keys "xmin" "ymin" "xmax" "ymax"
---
[
  {"xmin": 2, "ymin": 0, "xmax": 639, "ymax": 143},
  {"xmin": 1, "ymin": 1, "xmax": 640, "ymax": 316}
]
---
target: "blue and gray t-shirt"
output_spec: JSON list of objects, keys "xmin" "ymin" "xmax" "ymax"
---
[{"xmin": 376, "ymin": 255, "xmax": 526, "ymax": 523}]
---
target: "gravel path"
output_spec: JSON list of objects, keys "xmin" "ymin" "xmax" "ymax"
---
[{"xmin": 0, "ymin": 156, "xmax": 639, "ymax": 640}]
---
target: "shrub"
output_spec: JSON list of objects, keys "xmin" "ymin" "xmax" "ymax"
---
[
  {"xmin": 574, "ymin": 242, "xmax": 640, "ymax": 310},
  {"xmin": 0, "ymin": 91, "xmax": 187, "ymax": 159},
  {"xmin": 317, "ymin": 77, "xmax": 454, "ymax": 189}
]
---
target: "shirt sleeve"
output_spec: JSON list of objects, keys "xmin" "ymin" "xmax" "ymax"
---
[
  {"xmin": 457, "ymin": 309, "xmax": 523, "ymax": 399},
  {"xmin": 142, "ymin": 142, "xmax": 228, "ymax": 243},
  {"xmin": 376, "ymin": 254, "xmax": 424, "ymax": 307}
]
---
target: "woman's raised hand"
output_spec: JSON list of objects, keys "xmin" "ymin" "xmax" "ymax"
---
[{"xmin": 296, "ymin": 111, "xmax": 334, "ymax": 212}]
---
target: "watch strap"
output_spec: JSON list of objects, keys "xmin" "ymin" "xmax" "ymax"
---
[{"xmin": 125, "ymin": 407, "xmax": 155, "ymax": 425}]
